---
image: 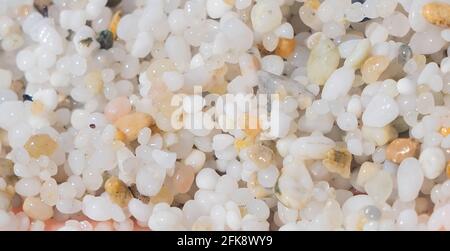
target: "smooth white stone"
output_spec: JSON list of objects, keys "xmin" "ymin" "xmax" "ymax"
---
[
  {"xmin": 364, "ymin": 170, "xmax": 393, "ymax": 202},
  {"xmin": 362, "ymin": 94, "xmax": 399, "ymax": 127},
  {"xmin": 419, "ymin": 147, "xmax": 446, "ymax": 179},
  {"xmin": 82, "ymin": 195, "xmax": 112, "ymax": 221},
  {"xmin": 322, "ymin": 67, "xmax": 355, "ymax": 101},
  {"xmin": 397, "ymin": 158, "xmax": 424, "ymax": 202},
  {"xmin": 289, "ymin": 135, "xmax": 336, "ymax": 160},
  {"xmin": 152, "ymin": 149, "xmax": 176, "ymax": 169},
  {"xmin": 250, "ymin": 0, "xmax": 282, "ymax": 34}
]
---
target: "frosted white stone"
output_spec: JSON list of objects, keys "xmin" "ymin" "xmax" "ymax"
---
[
  {"xmin": 250, "ymin": 0, "xmax": 282, "ymax": 34},
  {"xmin": 152, "ymin": 149, "xmax": 176, "ymax": 169},
  {"xmin": 131, "ymin": 32, "xmax": 154, "ymax": 58},
  {"xmin": 82, "ymin": 195, "xmax": 112, "ymax": 221},
  {"xmin": 128, "ymin": 198, "xmax": 152, "ymax": 223},
  {"xmin": 364, "ymin": 170, "xmax": 393, "ymax": 202},
  {"xmin": 220, "ymin": 17, "xmax": 253, "ymax": 51},
  {"xmin": 136, "ymin": 167, "xmax": 166, "ymax": 196},
  {"xmin": 162, "ymin": 71, "xmax": 184, "ymax": 92},
  {"xmin": 212, "ymin": 134, "xmax": 235, "ymax": 151},
  {"xmin": 289, "ymin": 135, "xmax": 336, "ymax": 160},
  {"xmin": 0, "ymin": 101, "xmax": 26, "ymax": 130},
  {"xmin": 322, "ymin": 67, "xmax": 355, "ymax": 101},
  {"xmin": 419, "ymin": 147, "xmax": 446, "ymax": 179},
  {"xmin": 196, "ymin": 168, "xmax": 220, "ymax": 190},
  {"xmin": 383, "ymin": 12, "xmax": 410, "ymax": 37},
  {"xmin": 362, "ymin": 94, "xmax": 399, "ymax": 127},
  {"xmin": 206, "ymin": 0, "xmax": 232, "ymax": 19},
  {"xmin": 337, "ymin": 112, "xmax": 358, "ymax": 131},
  {"xmin": 275, "ymin": 23, "xmax": 294, "ymax": 39},
  {"xmin": 15, "ymin": 177, "xmax": 41, "ymax": 197},
  {"xmin": 409, "ymin": 28, "xmax": 446, "ymax": 55},
  {"xmin": 165, "ymin": 35, "xmax": 191, "ymax": 71},
  {"xmin": 397, "ymin": 158, "xmax": 424, "ymax": 202}
]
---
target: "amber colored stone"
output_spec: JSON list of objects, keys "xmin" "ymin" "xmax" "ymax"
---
[
  {"xmin": 104, "ymin": 176, "xmax": 133, "ymax": 207},
  {"xmin": 275, "ymin": 38, "xmax": 296, "ymax": 59},
  {"xmin": 361, "ymin": 56, "xmax": 390, "ymax": 84},
  {"xmin": 422, "ymin": 2, "xmax": 450, "ymax": 28},
  {"xmin": 114, "ymin": 112, "xmax": 154, "ymax": 142},
  {"xmin": 385, "ymin": 138, "xmax": 420, "ymax": 164},
  {"xmin": 322, "ymin": 148, "xmax": 352, "ymax": 178},
  {"xmin": 305, "ymin": 0, "xmax": 320, "ymax": 10},
  {"xmin": 247, "ymin": 144, "xmax": 274, "ymax": 169},
  {"xmin": 150, "ymin": 185, "xmax": 174, "ymax": 205},
  {"xmin": 439, "ymin": 127, "xmax": 450, "ymax": 137},
  {"xmin": 109, "ymin": 10, "xmax": 122, "ymax": 39},
  {"xmin": 22, "ymin": 197, "xmax": 53, "ymax": 221},
  {"xmin": 24, "ymin": 134, "xmax": 58, "ymax": 158},
  {"xmin": 239, "ymin": 206, "xmax": 247, "ymax": 217},
  {"xmin": 114, "ymin": 129, "xmax": 126, "ymax": 142},
  {"xmin": 234, "ymin": 137, "xmax": 254, "ymax": 151}
]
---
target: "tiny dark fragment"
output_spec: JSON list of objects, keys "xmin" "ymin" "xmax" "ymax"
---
[
  {"xmin": 34, "ymin": 0, "xmax": 52, "ymax": 17},
  {"xmin": 22, "ymin": 94, "xmax": 33, "ymax": 102},
  {"xmin": 80, "ymin": 37, "xmax": 94, "ymax": 47},
  {"xmin": 106, "ymin": 0, "xmax": 122, "ymax": 8},
  {"xmin": 97, "ymin": 30, "xmax": 114, "ymax": 50}
]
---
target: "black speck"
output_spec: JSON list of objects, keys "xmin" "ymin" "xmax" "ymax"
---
[
  {"xmin": 97, "ymin": 30, "xmax": 114, "ymax": 50},
  {"xmin": 252, "ymin": 86, "xmax": 259, "ymax": 94},
  {"xmin": 89, "ymin": 124, "xmax": 96, "ymax": 129},
  {"xmin": 106, "ymin": 0, "xmax": 122, "ymax": 8},
  {"xmin": 39, "ymin": 6, "xmax": 48, "ymax": 17},
  {"xmin": 22, "ymin": 94, "xmax": 33, "ymax": 101},
  {"xmin": 66, "ymin": 30, "xmax": 74, "ymax": 41},
  {"xmin": 34, "ymin": 0, "xmax": 52, "ymax": 17},
  {"xmin": 79, "ymin": 37, "xmax": 94, "ymax": 47}
]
